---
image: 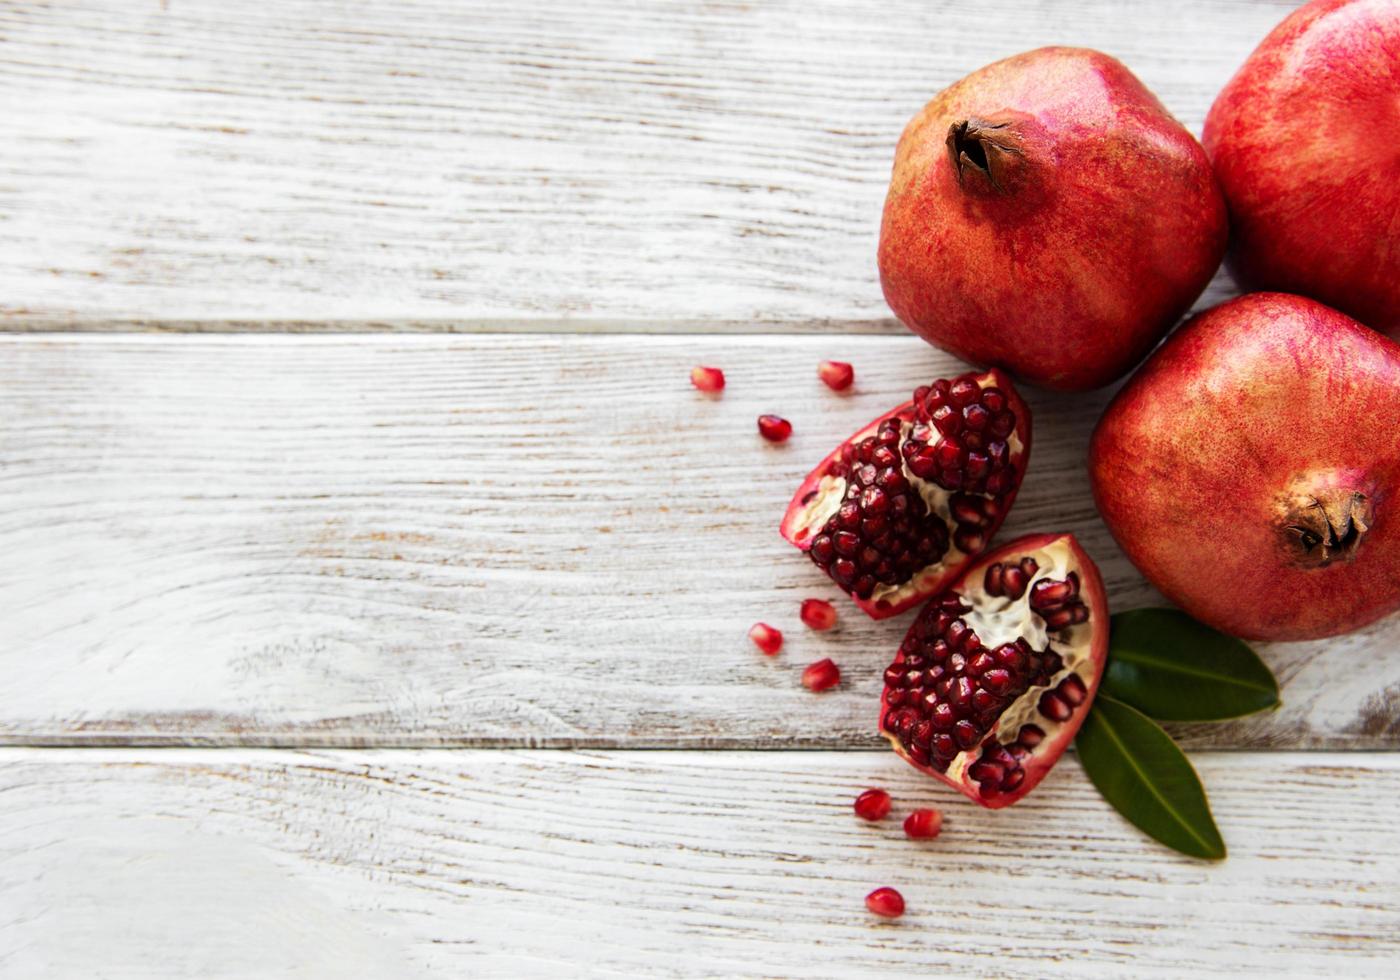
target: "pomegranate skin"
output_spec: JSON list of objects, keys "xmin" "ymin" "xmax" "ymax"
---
[
  {"xmin": 1203, "ymin": 0, "xmax": 1400, "ymax": 337},
  {"xmin": 879, "ymin": 47, "xmax": 1228, "ymax": 391},
  {"xmin": 1091, "ymin": 293, "xmax": 1400, "ymax": 641}
]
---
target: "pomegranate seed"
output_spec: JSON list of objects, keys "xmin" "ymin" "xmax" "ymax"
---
[
  {"xmin": 818, "ymin": 360, "xmax": 855, "ymax": 391},
  {"xmin": 800, "ymin": 598, "xmax": 838, "ymax": 631},
  {"xmin": 802, "ymin": 658, "xmax": 841, "ymax": 692},
  {"xmin": 903, "ymin": 808, "xmax": 943, "ymax": 839},
  {"xmin": 865, "ymin": 886, "xmax": 905, "ymax": 919},
  {"xmin": 757, "ymin": 414, "xmax": 793, "ymax": 442},
  {"xmin": 690, "ymin": 366, "xmax": 725, "ymax": 392},
  {"xmin": 853, "ymin": 788, "xmax": 891, "ymax": 821},
  {"xmin": 748, "ymin": 622, "xmax": 783, "ymax": 656}
]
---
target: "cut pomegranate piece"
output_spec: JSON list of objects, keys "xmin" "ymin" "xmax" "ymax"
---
[
  {"xmin": 865, "ymin": 887, "xmax": 905, "ymax": 918},
  {"xmin": 903, "ymin": 808, "xmax": 943, "ymax": 839},
  {"xmin": 878, "ymin": 533, "xmax": 1107, "ymax": 808},
  {"xmin": 818, "ymin": 360, "xmax": 855, "ymax": 391},
  {"xmin": 800, "ymin": 598, "xmax": 838, "ymax": 631},
  {"xmin": 853, "ymin": 788, "xmax": 892, "ymax": 821},
  {"xmin": 757, "ymin": 414, "xmax": 793, "ymax": 442},
  {"xmin": 748, "ymin": 623, "xmax": 782, "ymax": 656},
  {"xmin": 780, "ymin": 369, "xmax": 1031, "ymax": 619},
  {"xmin": 690, "ymin": 366, "xmax": 725, "ymax": 392},
  {"xmin": 802, "ymin": 658, "xmax": 841, "ymax": 692}
]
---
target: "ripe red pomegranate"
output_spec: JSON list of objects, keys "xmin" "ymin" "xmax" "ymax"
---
[
  {"xmin": 1203, "ymin": 0, "xmax": 1400, "ymax": 336},
  {"xmin": 1091, "ymin": 293, "xmax": 1400, "ymax": 641},
  {"xmin": 878, "ymin": 47, "xmax": 1228, "ymax": 390},
  {"xmin": 879, "ymin": 533, "xmax": 1107, "ymax": 808},
  {"xmin": 780, "ymin": 369, "xmax": 1031, "ymax": 619}
]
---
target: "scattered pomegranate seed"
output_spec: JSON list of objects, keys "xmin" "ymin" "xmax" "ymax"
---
[
  {"xmin": 903, "ymin": 808, "xmax": 943, "ymax": 839},
  {"xmin": 818, "ymin": 360, "xmax": 855, "ymax": 391},
  {"xmin": 801, "ymin": 658, "xmax": 841, "ymax": 692},
  {"xmin": 691, "ymin": 366, "xmax": 725, "ymax": 392},
  {"xmin": 748, "ymin": 622, "xmax": 783, "ymax": 656},
  {"xmin": 865, "ymin": 886, "xmax": 905, "ymax": 919},
  {"xmin": 757, "ymin": 414, "xmax": 793, "ymax": 442},
  {"xmin": 799, "ymin": 598, "xmax": 838, "ymax": 631},
  {"xmin": 853, "ymin": 788, "xmax": 892, "ymax": 821}
]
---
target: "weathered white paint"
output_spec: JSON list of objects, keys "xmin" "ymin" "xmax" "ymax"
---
[
  {"xmin": 1, "ymin": 334, "xmax": 1394, "ymax": 747},
  {"xmin": 0, "ymin": 0, "xmax": 1295, "ymax": 324},
  {"xmin": 1, "ymin": 749, "xmax": 1396, "ymax": 978}
]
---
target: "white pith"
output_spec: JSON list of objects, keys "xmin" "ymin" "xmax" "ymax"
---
[
  {"xmin": 790, "ymin": 375, "xmax": 1024, "ymax": 607},
  {"xmin": 942, "ymin": 537, "xmax": 1096, "ymax": 785}
]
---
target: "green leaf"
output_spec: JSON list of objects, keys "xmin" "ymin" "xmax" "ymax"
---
[
  {"xmin": 1104, "ymin": 608, "xmax": 1280, "ymax": 721},
  {"xmin": 1076, "ymin": 696, "xmax": 1226, "ymax": 860}
]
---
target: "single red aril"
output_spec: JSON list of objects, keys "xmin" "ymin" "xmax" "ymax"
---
[
  {"xmin": 1091, "ymin": 293, "xmax": 1400, "ymax": 640},
  {"xmin": 903, "ymin": 808, "xmax": 943, "ymax": 839},
  {"xmin": 818, "ymin": 360, "xmax": 855, "ymax": 391},
  {"xmin": 780, "ymin": 368, "xmax": 1031, "ymax": 619},
  {"xmin": 748, "ymin": 622, "xmax": 783, "ymax": 656},
  {"xmin": 758, "ymin": 414, "xmax": 793, "ymax": 442},
  {"xmin": 802, "ymin": 658, "xmax": 841, "ymax": 692},
  {"xmin": 853, "ymin": 788, "xmax": 892, "ymax": 821},
  {"xmin": 691, "ymin": 366, "xmax": 725, "ymax": 392},
  {"xmin": 1203, "ymin": 0, "xmax": 1400, "ymax": 336},
  {"xmin": 865, "ymin": 887, "xmax": 905, "ymax": 919},
  {"xmin": 800, "ymin": 598, "xmax": 838, "ymax": 631},
  {"xmin": 879, "ymin": 533, "xmax": 1107, "ymax": 808},
  {"xmin": 878, "ymin": 47, "xmax": 1227, "ymax": 390}
]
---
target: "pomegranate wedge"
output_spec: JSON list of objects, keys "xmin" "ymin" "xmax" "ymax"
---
[
  {"xmin": 879, "ymin": 533, "xmax": 1107, "ymax": 808},
  {"xmin": 780, "ymin": 369, "xmax": 1031, "ymax": 619}
]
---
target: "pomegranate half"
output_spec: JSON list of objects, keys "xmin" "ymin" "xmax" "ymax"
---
[
  {"xmin": 879, "ymin": 533, "xmax": 1108, "ymax": 808},
  {"xmin": 1091, "ymin": 292, "xmax": 1400, "ymax": 641},
  {"xmin": 780, "ymin": 369, "xmax": 1031, "ymax": 619}
]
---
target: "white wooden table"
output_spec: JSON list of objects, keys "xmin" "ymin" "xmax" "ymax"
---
[{"xmin": 2, "ymin": 1, "xmax": 1397, "ymax": 975}]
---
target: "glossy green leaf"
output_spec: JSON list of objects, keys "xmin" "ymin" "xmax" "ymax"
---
[
  {"xmin": 1104, "ymin": 608, "xmax": 1280, "ymax": 721},
  {"xmin": 1076, "ymin": 695, "xmax": 1225, "ymax": 860}
]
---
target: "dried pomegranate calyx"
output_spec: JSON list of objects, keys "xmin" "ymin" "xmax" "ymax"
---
[{"xmin": 1276, "ymin": 483, "xmax": 1372, "ymax": 568}]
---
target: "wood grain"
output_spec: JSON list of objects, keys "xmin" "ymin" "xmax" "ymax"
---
[
  {"xmin": 2, "ymin": 333, "xmax": 1393, "ymax": 748},
  {"xmin": 0, "ymin": 0, "xmax": 1295, "ymax": 325},
  {"xmin": 1, "ymin": 748, "xmax": 1396, "ymax": 977}
]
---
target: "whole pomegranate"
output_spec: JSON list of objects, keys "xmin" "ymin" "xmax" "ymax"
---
[
  {"xmin": 880, "ymin": 533, "xmax": 1108, "ymax": 808},
  {"xmin": 878, "ymin": 47, "xmax": 1228, "ymax": 391},
  {"xmin": 1203, "ymin": 0, "xmax": 1400, "ymax": 336},
  {"xmin": 781, "ymin": 369, "xmax": 1031, "ymax": 619},
  {"xmin": 1091, "ymin": 293, "xmax": 1400, "ymax": 641}
]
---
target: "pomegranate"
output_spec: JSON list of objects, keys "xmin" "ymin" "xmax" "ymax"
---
[
  {"xmin": 878, "ymin": 47, "xmax": 1228, "ymax": 390},
  {"xmin": 903, "ymin": 808, "xmax": 943, "ymax": 840},
  {"xmin": 819, "ymin": 360, "xmax": 855, "ymax": 391},
  {"xmin": 800, "ymin": 598, "xmax": 838, "ymax": 631},
  {"xmin": 865, "ymin": 887, "xmax": 905, "ymax": 919},
  {"xmin": 802, "ymin": 658, "xmax": 841, "ymax": 692},
  {"xmin": 1091, "ymin": 293, "xmax": 1400, "ymax": 641},
  {"xmin": 853, "ymin": 788, "xmax": 892, "ymax": 822},
  {"xmin": 879, "ymin": 533, "xmax": 1107, "ymax": 808},
  {"xmin": 780, "ymin": 369, "xmax": 1031, "ymax": 619},
  {"xmin": 757, "ymin": 415, "xmax": 793, "ymax": 443},
  {"xmin": 1203, "ymin": 0, "xmax": 1400, "ymax": 336},
  {"xmin": 690, "ymin": 366, "xmax": 725, "ymax": 392},
  {"xmin": 748, "ymin": 623, "xmax": 782, "ymax": 656}
]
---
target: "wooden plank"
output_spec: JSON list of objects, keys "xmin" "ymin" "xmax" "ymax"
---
[
  {"xmin": 1, "ymin": 333, "xmax": 1393, "ymax": 747},
  {"xmin": 1, "ymin": 748, "xmax": 1396, "ymax": 977},
  {"xmin": 0, "ymin": 0, "xmax": 1291, "ymax": 325}
]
